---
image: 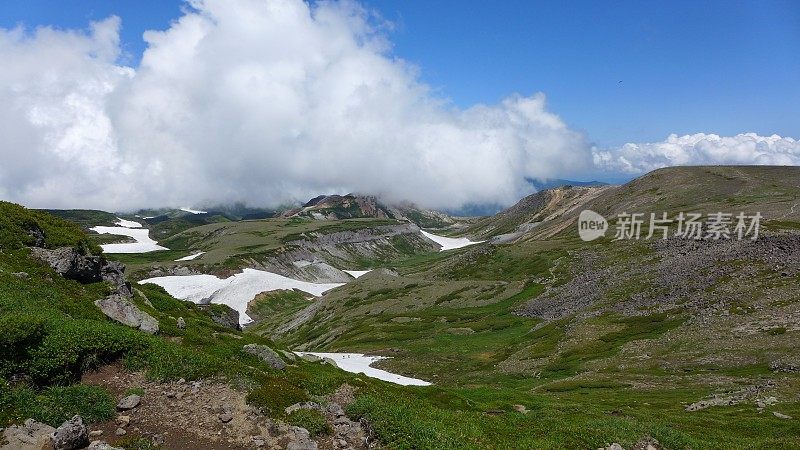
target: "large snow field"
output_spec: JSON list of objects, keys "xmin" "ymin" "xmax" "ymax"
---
[
  {"xmin": 90, "ymin": 225, "xmax": 169, "ymax": 253},
  {"xmin": 140, "ymin": 268, "xmax": 344, "ymax": 325}
]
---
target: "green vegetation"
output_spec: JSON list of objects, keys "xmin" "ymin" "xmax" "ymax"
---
[
  {"xmin": 0, "ymin": 201, "xmax": 100, "ymax": 253},
  {"xmin": 6, "ymin": 164, "xmax": 800, "ymax": 450},
  {"xmin": 286, "ymin": 409, "xmax": 330, "ymax": 436}
]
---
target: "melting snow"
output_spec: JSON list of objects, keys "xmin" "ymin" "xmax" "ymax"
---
[
  {"xmin": 420, "ymin": 230, "xmax": 482, "ymax": 251},
  {"xmin": 295, "ymin": 352, "xmax": 431, "ymax": 386},
  {"xmin": 180, "ymin": 207, "xmax": 207, "ymax": 214},
  {"xmin": 140, "ymin": 268, "xmax": 344, "ymax": 325},
  {"xmin": 175, "ymin": 252, "xmax": 205, "ymax": 261},
  {"xmin": 90, "ymin": 226, "xmax": 168, "ymax": 253},
  {"xmin": 114, "ymin": 217, "xmax": 143, "ymax": 228},
  {"xmin": 343, "ymin": 270, "xmax": 371, "ymax": 278}
]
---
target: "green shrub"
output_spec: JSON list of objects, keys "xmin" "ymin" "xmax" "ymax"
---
[
  {"xmin": 15, "ymin": 384, "xmax": 115, "ymax": 427},
  {"xmin": 0, "ymin": 314, "xmax": 47, "ymax": 376},
  {"xmin": 286, "ymin": 409, "xmax": 331, "ymax": 436},
  {"xmin": 246, "ymin": 376, "xmax": 308, "ymax": 414},
  {"xmin": 0, "ymin": 201, "xmax": 99, "ymax": 253}
]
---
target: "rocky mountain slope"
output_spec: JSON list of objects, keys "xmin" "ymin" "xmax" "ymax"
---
[
  {"xmin": 281, "ymin": 194, "xmax": 459, "ymax": 229},
  {"xmin": 4, "ymin": 166, "xmax": 800, "ymax": 449}
]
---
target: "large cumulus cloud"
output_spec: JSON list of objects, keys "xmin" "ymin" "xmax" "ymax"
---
[
  {"xmin": 594, "ymin": 133, "xmax": 800, "ymax": 175},
  {"xmin": 0, "ymin": 0, "xmax": 591, "ymax": 211},
  {"xmin": 1, "ymin": 0, "xmax": 797, "ymax": 212}
]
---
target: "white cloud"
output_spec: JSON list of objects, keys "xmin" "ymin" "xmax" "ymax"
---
[
  {"xmin": 0, "ymin": 0, "xmax": 591, "ymax": 211},
  {"xmin": 0, "ymin": 0, "xmax": 796, "ymax": 212},
  {"xmin": 593, "ymin": 133, "xmax": 800, "ymax": 175}
]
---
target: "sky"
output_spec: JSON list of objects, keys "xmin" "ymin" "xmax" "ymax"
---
[{"xmin": 0, "ymin": 0, "xmax": 799, "ymax": 211}]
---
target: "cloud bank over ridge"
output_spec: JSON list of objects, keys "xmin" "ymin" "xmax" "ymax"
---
[{"xmin": 0, "ymin": 0, "xmax": 797, "ymax": 211}]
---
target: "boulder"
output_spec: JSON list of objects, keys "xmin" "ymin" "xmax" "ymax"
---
[
  {"xmin": 117, "ymin": 394, "xmax": 141, "ymax": 410},
  {"xmin": 243, "ymin": 344, "xmax": 286, "ymax": 370},
  {"xmin": 31, "ymin": 247, "xmax": 131, "ymax": 296},
  {"xmin": 95, "ymin": 295, "xmax": 159, "ymax": 334},
  {"xmin": 285, "ymin": 426, "xmax": 317, "ymax": 450},
  {"xmin": 201, "ymin": 304, "xmax": 240, "ymax": 330},
  {"xmin": 52, "ymin": 415, "xmax": 89, "ymax": 450},
  {"xmin": 0, "ymin": 418, "xmax": 55, "ymax": 450},
  {"xmin": 176, "ymin": 317, "xmax": 186, "ymax": 329},
  {"xmin": 32, "ymin": 247, "xmax": 103, "ymax": 284}
]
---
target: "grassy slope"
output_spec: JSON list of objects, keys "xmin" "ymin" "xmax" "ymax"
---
[
  {"xmin": 268, "ymin": 167, "xmax": 800, "ymax": 448},
  {"xmin": 13, "ymin": 166, "xmax": 800, "ymax": 448}
]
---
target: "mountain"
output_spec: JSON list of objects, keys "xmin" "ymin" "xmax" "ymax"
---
[
  {"xmin": 4, "ymin": 166, "xmax": 800, "ymax": 449},
  {"xmin": 280, "ymin": 193, "xmax": 459, "ymax": 228}
]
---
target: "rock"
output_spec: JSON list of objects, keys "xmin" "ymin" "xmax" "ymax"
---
[
  {"xmin": 115, "ymin": 428, "xmax": 127, "ymax": 436},
  {"xmin": 88, "ymin": 441, "xmax": 124, "ymax": 450},
  {"xmin": 243, "ymin": 344, "xmax": 286, "ymax": 370},
  {"xmin": 598, "ymin": 444, "xmax": 625, "ymax": 450},
  {"xmin": 632, "ymin": 437, "xmax": 662, "ymax": 450},
  {"xmin": 52, "ymin": 415, "xmax": 89, "ymax": 450},
  {"xmin": 95, "ymin": 295, "xmax": 159, "ymax": 334},
  {"xmin": 0, "ymin": 418, "xmax": 55, "ymax": 450},
  {"xmin": 773, "ymin": 411, "xmax": 792, "ymax": 419},
  {"xmin": 116, "ymin": 415, "xmax": 131, "ymax": 426},
  {"xmin": 684, "ymin": 395, "xmax": 734, "ymax": 411},
  {"xmin": 11, "ymin": 272, "xmax": 29, "ymax": 279},
  {"xmin": 200, "ymin": 304, "xmax": 240, "ymax": 330},
  {"xmin": 285, "ymin": 402, "xmax": 320, "ymax": 415},
  {"xmin": 327, "ymin": 403, "xmax": 345, "ymax": 417},
  {"xmin": 219, "ymin": 413, "xmax": 233, "ymax": 423},
  {"xmin": 117, "ymin": 395, "xmax": 141, "ymax": 410},
  {"xmin": 27, "ymin": 226, "xmax": 45, "ymax": 247},
  {"xmin": 151, "ymin": 434, "xmax": 166, "ymax": 446},
  {"xmin": 89, "ymin": 430, "xmax": 103, "ymax": 437},
  {"xmin": 31, "ymin": 247, "xmax": 102, "ymax": 283},
  {"xmin": 512, "ymin": 404, "xmax": 528, "ymax": 414},
  {"xmin": 177, "ymin": 317, "xmax": 186, "ymax": 329},
  {"xmin": 333, "ymin": 416, "xmax": 350, "ymax": 426},
  {"xmin": 285, "ymin": 426, "xmax": 318, "ymax": 450},
  {"xmin": 101, "ymin": 260, "xmax": 132, "ymax": 297},
  {"xmin": 300, "ymin": 354, "xmax": 321, "ymax": 362},
  {"xmin": 30, "ymin": 247, "xmax": 131, "ymax": 295}
]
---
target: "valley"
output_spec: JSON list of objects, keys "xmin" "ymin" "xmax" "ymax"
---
[{"xmin": 3, "ymin": 166, "xmax": 800, "ymax": 449}]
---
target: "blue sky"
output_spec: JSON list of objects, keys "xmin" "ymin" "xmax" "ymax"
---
[
  {"xmin": 1, "ymin": 0, "xmax": 797, "ymax": 147},
  {"xmin": 2, "ymin": 0, "xmax": 800, "ymax": 210}
]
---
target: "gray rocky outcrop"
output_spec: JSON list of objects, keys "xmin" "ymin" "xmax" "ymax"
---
[
  {"xmin": 0, "ymin": 418, "xmax": 55, "ymax": 450},
  {"xmin": 31, "ymin": 247, "xmax": 131, "ymax": 296},
  {"xmin": 95, "ymin": 295, "xmax": 159, "ymax": 334},
  {"xmin": 243, "ymin": 344, "xmax": 286, "ymax": 370},
  {"xmin": 199, "ymin": 304, "xmax": 240, "ymax": 330},
  {"xmin": 52, "ymin": 415, "xmax": 89, "ymax": 450}
]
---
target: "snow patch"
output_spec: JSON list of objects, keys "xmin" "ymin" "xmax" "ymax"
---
[
  {"xmin": 175, "ymin": 252, "xmax": 205, "ymax": 261},
  {"xmin": 90, "ymin": 226, "xmax": 168, "ymax": 253},
  {"xmin": 343, "ymin": 270, "xmax": 371, "ymax": 279},
  {"xmin": 295, "ymin": 352, "xmax": 431, "ymax": 386},
  {"xmin": 420, "ymin": 230, "xmax": 482, "ymax": 251},
  {"xmin": 114, "ymin": 217, "xmax": 142, "ymax": 228},
  {"xmin": 180, "ymin": 207, "xmax": 208, "ymax": 214},
  {"xmin": 140, "ymin": 268, "xmax": 344, "ymax": 325}
]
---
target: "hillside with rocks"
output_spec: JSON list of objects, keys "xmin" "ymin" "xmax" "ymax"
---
[{"xmin": 3, "ymin": 166, "xmax": 800, "ymax": 449}]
